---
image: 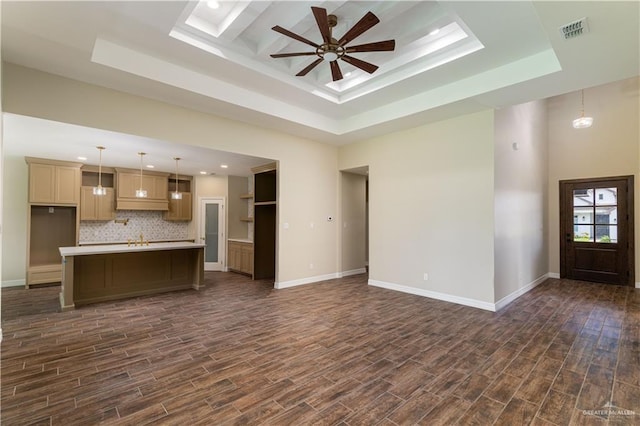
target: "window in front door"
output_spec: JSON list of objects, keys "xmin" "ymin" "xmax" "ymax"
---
[{"xmin": 573, "ymin": 187, "xmax": 618, "ymax": 243}]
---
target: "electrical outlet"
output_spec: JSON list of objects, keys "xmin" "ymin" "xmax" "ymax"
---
[
  {"xmin": 309, "ymin": 263, "xmax": 314, "ymax": 270},
  {"xmin": 423, "ymin": 273, "xmax": 429, "ymax": 281}
]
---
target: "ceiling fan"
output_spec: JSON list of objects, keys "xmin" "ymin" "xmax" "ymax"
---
[{"xmin": 270, "ymin": 6, "xmax": 395, "ymax": 82}]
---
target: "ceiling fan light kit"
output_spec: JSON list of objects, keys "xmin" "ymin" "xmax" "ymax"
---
[{"xmin": 270, "ymin": 6, "xmax": 396, "ymax": 82}]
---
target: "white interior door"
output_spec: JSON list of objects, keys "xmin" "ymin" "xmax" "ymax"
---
[{"xmin": 200, "ymin": 198, "xmax": 225, "ymax": 271}]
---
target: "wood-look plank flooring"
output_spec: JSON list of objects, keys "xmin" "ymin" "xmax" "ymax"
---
[{"xmin": 1, "ymin": 273, "xmax": 639, "ymax": 425}]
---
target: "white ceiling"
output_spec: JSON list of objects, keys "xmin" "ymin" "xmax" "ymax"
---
[
  {"xmin": 2, "ymin": 1, "xmax": 639, "ymax": 172},
  {"xmin": 2, "ymin": 113, "xmax": 272, "ymax": 177}
]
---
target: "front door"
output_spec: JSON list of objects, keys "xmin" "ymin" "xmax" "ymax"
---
[
  {"xmin": 199, "ymin": 198, "xmax": 225, "ymax": 271},
  {"xmin": 560, "ymin": 176, "xmax": 634, "ymax": 285}
]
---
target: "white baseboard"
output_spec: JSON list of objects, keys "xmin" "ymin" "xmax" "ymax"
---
[
  {"xmin": 275, "ymin": 273, "xmax": 339, "ymax": 289},
  {"xmin": 548, "ymin": 272, "xmax": 560, "ymax": 279},
  {"xmin": 368, "ymin": 279, "xmax": 496, "ymax": 312},
  {"xmin": 338, "ymin": 268, "xmax": 367, "ymax": 278},
  {"xmin": 2, "ymin": 279, "xmax": 25, "ymax": 288},
  {"xmin": 494, "ymin": 273, "xmax": 549, "ymax": 311}
]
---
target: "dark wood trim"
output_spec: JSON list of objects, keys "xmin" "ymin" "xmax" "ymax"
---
[{"xmin": 559, "ymin": 175, "xmax": 634, "ymax": 286}]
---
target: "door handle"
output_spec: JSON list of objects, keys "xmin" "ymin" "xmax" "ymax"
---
[{"xmin": 566, "ymin": 233, "xmax": 572, "ymax": 242}]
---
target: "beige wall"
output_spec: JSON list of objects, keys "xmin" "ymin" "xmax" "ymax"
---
[
  {"xmin": 340, "ymin": 110, "xmax": 496, "ymax": 304},
  {"xmin": 1, "ymin": 154, "xmax": 28, "ymax": 284},
  {"xmin": 340, "ymin": 171, "xmax": 367, "ymax": 274},
  {"xmin": 2, "ymin": 64, "xmax": 339, "ymax": 285},
  {"xmin": 547, "ymin": 77, "xmax": 640, "ymax": 284},
  {"xmin": 494, "ymin": 100, "xmax": 548, "ymax": 303}
]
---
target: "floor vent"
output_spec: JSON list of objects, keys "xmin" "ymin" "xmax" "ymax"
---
[{"xmin": 559, "ymin": 17, "xmax": 589, "ymax": 39}]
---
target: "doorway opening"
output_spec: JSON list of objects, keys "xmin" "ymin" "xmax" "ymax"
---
[{"xmin": 340, "ymin": 167, "xmax": 369, "ymax": 277}]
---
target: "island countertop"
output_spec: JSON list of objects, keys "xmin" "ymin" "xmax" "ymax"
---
[{"xmin": 59, "ymin": 242, "xmax": 206, "ymax": 257}]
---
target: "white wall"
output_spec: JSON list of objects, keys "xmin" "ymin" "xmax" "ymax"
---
[
  {"xmin": 340, "ymin": 171, "xmax": 367, "ymax": 274},
  {"xmin": 2, "ymin": 64, "xmax": 339, "ymax": 285},
  {"xmin": 493, "ymin": 100, "xmax": 548, "ymax": 305},
  {"xmin": 547, "ymin": 77, "xmax": 640, "ymax": 283},
  {"xmin": 1, "ymin": 154, "xmax": 28, "ymax": 285},
  {"xmin": 339, "ymin": 110, "xmax": 496, "ymax": 307}
]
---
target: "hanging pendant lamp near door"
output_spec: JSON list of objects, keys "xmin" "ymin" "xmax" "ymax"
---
[
  {"xmin": 135, "ymin": 152, "xmax": 148, "ymax": 198},
  {"xmin": 93, "ymin": 146, "xmax": 107, "ymax": 196},
  {"xmin": 171, "ymin": 157, "xmax": 183, "ymax": 200},
  {"xmin": 572, "ymin": 89, "xmax": 593, "ymax": 129}
]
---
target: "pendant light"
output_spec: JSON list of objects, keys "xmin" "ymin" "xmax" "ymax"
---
[
  {"xmin": 171, "ymin": 157, "xmax": 183, "ymax": 200},
  {"xmin": 92, "ymin": 146, "xmax": 107, "ymax": 196},
  {"xmin": 572, "ymin": 89, "xmax": 593, "ymax": 129},
  {"xmin": 135, "ymin": 152, "xmax": 148, "ymax": 198}
]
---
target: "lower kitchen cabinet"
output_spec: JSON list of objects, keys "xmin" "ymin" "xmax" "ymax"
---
[{"xmin": 228, "ymin": 240, "xmax": 253, "ymax": 275}]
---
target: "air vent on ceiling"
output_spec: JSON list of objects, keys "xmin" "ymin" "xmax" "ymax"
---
[{"xmin": 559, "ymin": 17, "xmax": 589, "ymax": 39}]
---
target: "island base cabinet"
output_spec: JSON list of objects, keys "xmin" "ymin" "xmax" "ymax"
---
[{"xmin": 69, "ymin": 249, "xmax": 203, "ymax": 306}]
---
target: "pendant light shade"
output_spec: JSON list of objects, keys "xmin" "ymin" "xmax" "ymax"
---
[
  {"xmin": 572, "ymin": 89, "xmax": 593, "ymax": 129},
  {"xmin": 135, "ymin": 152, "xmax": 148, "ymax": 198},
  {"xmin": 171, "ymin": 157, "xmax": 183, "ymax": 200},
  {"xmin": 92, "ymin": 146, "xmax": 107, "ymax": 196}
]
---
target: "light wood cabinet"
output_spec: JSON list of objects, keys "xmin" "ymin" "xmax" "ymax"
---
[
  {"xmin": 26, "ymin": 158, "xmax": 81, "ymax": 205},
  {"xmin": 80, "ymin": 186, "xmax": 116, "ymax": 221},
  {"xmin": 228, "ymin": 241, "xmax": 253, "ymax": 275},
  {"xmin": 25, "ymin": 158, "xmax": 81, "ymax": 287},
  {"xmin": 165, "ymin": 192, "xmax": 192, "ymax": 221},
  {"xmin": 26, "ymin": 205, "xmax": 77, "ymax": 287},
  {"xmin": 115, "ymin": 169, "xmax": 169, "ymax": 210},
  {"xmin": 164, "ymin": 177, "xmax": 192, "ymax": 221}
]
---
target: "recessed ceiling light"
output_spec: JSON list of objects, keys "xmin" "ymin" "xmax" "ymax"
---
[
  {"xmin": 429, "ymin": 28, "xmax": 440, "ymax": 36},
  {"xmin": 220, "ymin": 164, "xmax": 228, "ymax": 169},
  {"xmin": 146, "ymin": 164, "xmax": 155, "ymax": 169},
  {"xmin": 200, "ymin": 171, "xmax": 208, "ymax": 175},
  {"xmin": 77, "ymin": 156, "xmax": 87, "ymax": 161},
  {"xmin": 207, "ymin": 1, "xmax": 220, "ymax": 9}
]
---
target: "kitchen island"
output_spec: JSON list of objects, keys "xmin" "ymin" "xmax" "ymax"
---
[{"xmin": 59, "ymin": 242, "xmax": 205, "ymax": 310}]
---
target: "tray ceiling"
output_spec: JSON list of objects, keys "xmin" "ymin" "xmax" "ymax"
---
[{"xmin": 2, "ymin": 1, "xmax": 639, "ymax": 145}]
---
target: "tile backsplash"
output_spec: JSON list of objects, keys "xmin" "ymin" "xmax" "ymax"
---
[{"xmin": 79, "ymin": 210, "xmax": 189, "ymax": 243}]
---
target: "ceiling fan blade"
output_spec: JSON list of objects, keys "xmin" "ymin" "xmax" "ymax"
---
[
  {"xmin": 272, "ymin": 25, "xmax": 319, "ymax": 49},
  {"xmin": 346, "ymin": 40, "xmax": 395, "ymax": 53},
  {"xmin": 271, "ymin": 52, "xmax": 318, "ymax": 58},
  {"xmin": 311, "ymin": 7, "xmax": 331, "ymax": 44},
  {"xmin": 337, "ymin": 11, "xmax": 379, "ymax": 46},
  {"xmin": 341, "ymin": 55, "xmax": 379, "ymax": 74},
  {"xmin": 330, "ymin": 60, "xmax": 343, "ymax": 81},
  {"xmin": 296, "ymin": 58, "xmax": 324, "ymax": 76}
]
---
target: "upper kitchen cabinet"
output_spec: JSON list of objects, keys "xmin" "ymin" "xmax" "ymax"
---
[
  {"xmin": 164, "ymin": 177, "xmax": 192, "ymax": 221},
  {"xmin": 115, "ymin": 168, "xmax": 169, "ymax": 211},
  {"xmin": 26, "ymin": 157, "xmax": 82, "ymax": 205},
  {"xmin": 80, "ymin": 166, "xmax": 116, "ymax": 221},
  {"xmin": 80, "ymin": 187, "xmax": 116, "ymax": 220}
]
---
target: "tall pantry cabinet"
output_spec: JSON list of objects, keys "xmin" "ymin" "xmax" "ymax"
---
[
  {"xmin": 25, "ymin": 157, "xmax": 81, "ymax": 287},
  {"xmin": 252, "ymin": 163, "xmax": 277, "ymax": 280}
]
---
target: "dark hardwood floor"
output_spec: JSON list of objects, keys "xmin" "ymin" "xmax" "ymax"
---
[{"xmin": 1, "ymin": 273, "xmax": 639, "ymax": 425}]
